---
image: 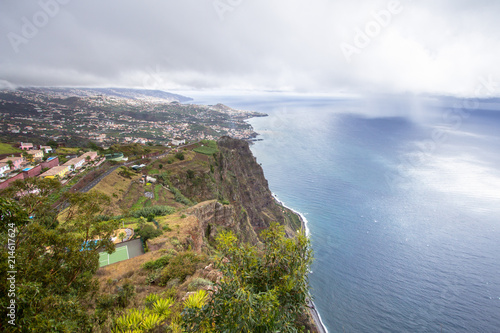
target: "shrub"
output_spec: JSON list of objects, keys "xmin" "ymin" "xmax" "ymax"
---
[
  {"xmin": 96, "ymin": 294, "xmax": 116, "ymax": 311},
  {"xmin": 136, "ymin": 225, "xmax": 162, "ymax": 242},
  {"xmin": 159, "ymin": 252, "xmax": 207, "ymax": 285},
  {"xmin": 145, "ymin": 293, "xmax": 160, "ymax": 308},
  {"xmin": 165, "ymin": 278, "xmax": 181, "ymax": 289},
  {"xmin": 142, "ymin": 255, "xmax": 172, "ymax": 270},
  {"xmin": 146, "ymin": 270, "xmax": 162, "ymax": 285},
  {"xmin": 132, "ymin": 205, "xmax": 175, "ymax": 218},
  {"xmin": 170, "ymin": 238, "xmax": 182, "ymax": 250},
  {"xmin": 188, "ymin": 278, "xmax": 213, "ymax": 291},
  {"xmin": 118, "ymin": 166, "xmax": 135, "ymax": 179},
  {"xmin": 116, "ymin": 282, "xmax": 135, "ymax": 308},
  {"xmin": 170, "ymin": 186, "xmax": 193, "ymax": 206},
  {"xmin": 175, "ymin": 152, "xmax": 184, "ymax": 160}
]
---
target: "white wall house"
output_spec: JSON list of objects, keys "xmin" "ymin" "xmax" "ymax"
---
[
  {"xmin": 63, "ymin": 156, "xmax": 85, "ymax": 171},
  {"xmin": 171, "ymin": 138, "xmax": 186, "ymax": 146},
  {"xmin": 0, "ymin": 162, "xmax": 9, "ymax": 177}
]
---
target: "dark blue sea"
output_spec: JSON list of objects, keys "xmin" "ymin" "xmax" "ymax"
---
[{"xmin": 188, "ymin": 93, "xmax": 500, "ymax": 332}]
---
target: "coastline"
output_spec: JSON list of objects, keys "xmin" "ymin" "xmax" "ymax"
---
[{"xmin": 271, "ymin": 193, "xmax": 329, "ymax": 333}]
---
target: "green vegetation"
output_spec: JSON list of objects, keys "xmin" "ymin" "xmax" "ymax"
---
[
  {"xmin": 118, "ymin": 166, "xmax": 136, "ymax": 179},
  {"xmin": 131, "ymin": 205, "xmax": 175, "ymax": 218},
  {"xmin": 0, "ymin": 139, "xmax": 315, "ymax": 332},
  {"xmin": 188, "ymin": 278, "xmax": 213, "ymax": 291},
  {"xmin": 175, "ymin": 152, "xmax": 185, "ymax": 160},
  {"xmin": 131, "ymin": 196, "xmax": 148, "ymax": 211},
  {"xmin": 168, "ymin": 185, "xmax": 194, "ymax": 206},
  {"xmin": 154, "ymin": 184, "xmax": 161, "ymax": 199},
  {"xmin": 56, "ymin": 147, "xmax": 80, "ymax": 155},
  {"xmin": 193, "ymin": 140, "xmax": 219, "ymax": 156},
  {"xmin": 109, "ymin": 143, "xmax": 166, "ymax": 159},
  {"xmin": 182, "ymin": 223, "xmax": 313, "ymax": 332},
  {"xmin": 142, "ymin": 255, "xmax": 173, "ymax": 270},
  {"xmin": 0, "ymin": 185, "xmax": 118, "ymax": 332},
  {"xmin": 112, "ymin": 296, "xmax": 175, "ymax": 332},
  {"xmin": 135, "ymin": 224, "xmax": 162, "ymax": 243},
  {"xmin": 159, "ymin": 251, "xmax": 208, "ymax": 286},
  {"xmin": 0, "ymin": 142, "xmax": 21, "ymax": 154}
]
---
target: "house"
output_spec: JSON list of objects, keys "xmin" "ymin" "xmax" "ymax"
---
[
  {"xmin": 63, "ymin": 156, "xmax": 86, "ymax": 171},
  {"xmin": 0, "ymin": 162, "xmax": 9, "ymax": 177},
  {"xmin": 22, "ymin": 165, "xmax": 42, "ymax": 178},
  {"xmin": 20, "ymin": 142, "xmax": 34, "ymax": 150},
  {"xmin": 171, "ymin": 138, "xmax": 186, "ymax": 146},
  {"xmin": 41, "ymin": 156, "xmax": 59, "ymax": 169},
  {"xmin": 40, "ymin": 145, "xmax": 53, "ymax": 154},
  {"xmin": 0, "ymin": 156, "xmax": 24, "ymax": 170},
  {"xmin": 26, "ymin": 150, "xmax": 44, "ymax": 162},
  {"xmin": 40, "ymin": 165, "xmax": 69, "ymax": 179},
  {"xmin": 146, "ymin": 176, "xmax": 157, "ymax": 183}
]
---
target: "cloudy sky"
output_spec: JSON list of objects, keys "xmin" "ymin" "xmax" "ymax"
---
[{"xmin": 1, "ymin": 0, "xmax": 500, "ymax": 97}]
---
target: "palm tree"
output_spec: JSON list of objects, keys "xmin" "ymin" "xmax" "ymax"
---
[{"xmin": 6, "ymin": 160, "xmax": 14, "ymax": 170}]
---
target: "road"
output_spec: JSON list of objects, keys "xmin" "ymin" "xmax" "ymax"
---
[{"xmin": 78, "ymin": 142, "xmax": 194, "ymax": 192}]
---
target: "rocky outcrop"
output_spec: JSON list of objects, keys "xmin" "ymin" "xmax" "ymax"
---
[
  {"xmin": 187, "ymin": 200, "xmax": 235, "ymax": 240},
  {"xmin": 215, "ymin": 137, "xmax": 297, "ymax": 242},
  {"xmin": 165, "ymin": 137, "xmax": 300, "ymax": 245}
]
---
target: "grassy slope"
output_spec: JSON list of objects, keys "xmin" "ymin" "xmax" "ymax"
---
[{"xmin": 0, "ymin": 142, "xmax": 21, "ymax": 154}]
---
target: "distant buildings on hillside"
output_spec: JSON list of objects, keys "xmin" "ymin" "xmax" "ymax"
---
[{"xmin": 0, "ymin": 142, "xmax": 101, "ymax": 189}]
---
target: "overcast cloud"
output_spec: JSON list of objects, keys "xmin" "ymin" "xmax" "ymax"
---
[{"xmin": 1, "ymin": 0, "xmax": 500, "ymax": 97}]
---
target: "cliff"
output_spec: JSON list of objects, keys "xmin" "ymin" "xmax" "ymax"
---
[
  {"xmin": 93, "ymin": 137, "xmax": 317, "ymax": 331},
  {"xmin": 169, "ymin": 137, "xmax": 301, "ymax": 244}
]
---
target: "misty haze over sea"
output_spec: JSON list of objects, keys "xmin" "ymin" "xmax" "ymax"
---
[{"xmin": 189, "ymin": 93, "xmax": 500, "ymax": 332}]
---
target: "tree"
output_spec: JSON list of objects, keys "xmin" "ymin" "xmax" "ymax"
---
[
  {"xmin": 62, "ymin": 191, "xmax": 118, "ymax": 254},
  {"xmin": 119, "ymin": 231, "xmax": 126, "ymax": 242},
  {"xmin": 0, "ymin": 190, "xmax": 118, "ymax": 332},
  {"xmin": 46, "ymin": 140, "xmax": 58, "ymax": 149},
  {"xmin": 136, "ymin": 224, "xmax": 162, "ymax": 243},
  {"xmin": 2, "ymin": 177, "xmax": 61, "ymax": 230},
  {"xmin": 21, "ymin": 151, "xmax": 29, "ymax": 160},
  {"xmin": 6, "ymin": 159, "xmax": 14, "ymax": 170},
  {"xmin": 182, "ymin": 223, "xmax": 313, "ymax": 332}
]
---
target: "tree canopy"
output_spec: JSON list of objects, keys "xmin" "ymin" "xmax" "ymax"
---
[
  {"xmin": 0, "ymin": 184, "xmax": 118, "ymax": 332},
  {"xmin": 182, "ymin": 223, "xmax": 313, "ymax": 332}
]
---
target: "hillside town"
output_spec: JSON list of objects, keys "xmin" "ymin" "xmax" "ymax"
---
[
  {"xmin": 0, "ymin": 88, "xmax": 265, "ymax": 147},
  {"xmin": 0, "ymin": 142, "xmax": 102, "ymax": 190}
]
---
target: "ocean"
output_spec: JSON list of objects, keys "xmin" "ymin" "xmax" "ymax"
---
[{"xmin": 188, "ymin": 93, "xmax": 500, "ymax": 332}]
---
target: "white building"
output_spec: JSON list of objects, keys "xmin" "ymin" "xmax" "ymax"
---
[
  {"xmin": 171, "ymin": 138, "xmax": 186, "ymax": 146},
  {"xmin": 63, "ymin": 156, "xmax": 86, "ymax": 171},
  {"xmin": 0, "ymin": 162, "xmax": 10, "ymax": 177},
  {"xmin": 40, "ymin": 145, "xmax": 53, "ymax": 154}
]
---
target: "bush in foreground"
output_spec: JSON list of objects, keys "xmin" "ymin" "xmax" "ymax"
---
[{"xmin": 182, "ymin": 223, "xmax": 313, "ymax": 332}]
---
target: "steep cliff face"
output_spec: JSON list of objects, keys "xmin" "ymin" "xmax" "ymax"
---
[
  {"xmin": 187, "ymin": 200, "xmax": 235, "ymax": 240},
  {"xmin": 165, "ymin": 137, "xmax": 300, "ymax": 244},
  {"xmin": 215, "ymin": 137, "xmax": 299, "ymax": 242}
]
